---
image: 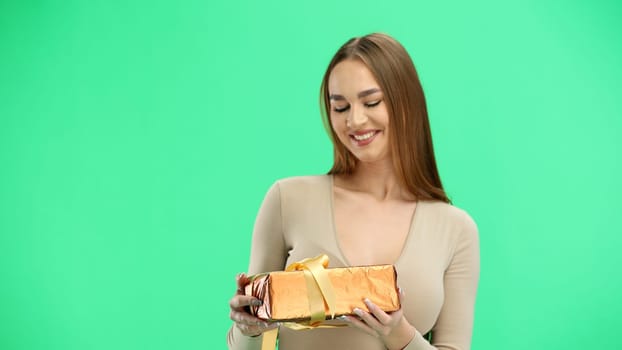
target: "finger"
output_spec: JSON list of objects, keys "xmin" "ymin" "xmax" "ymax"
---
[
  {"xmin": 387, "ymin": 307, "xmax": 404, "ymax": 322},
  {"xmin": 230, "ymin": 309, "xmax": 268, "ymax": 326},
  {"xmin": 341, "ymin": 315, "xmax": 378, "ymax": 337},
  {"xmin": 398, "ymin": 286, "xmax": 405, "ymax": 305},
  {"xmin": 236, "ymin": 273, "xmax": 251, "ymax": 294},
  {"xmin": 353, "ymin": 307, "xmax": 383, "ymax": 330},
  {"xmin": 236, "ymin": 320, "xmax": 280, "ymax": 337},
  {"xmin": 364, "ymin": 298, "xmax": 392, "ymax": 325},
  {"xmin": 264, "ymin": 322, "xmax": 280, "ymax": 331},
  {"xmin": 236, "ymin": 273, "xmax": 249, "ymax": 285},
  {"xmin": 235, "ymin": 322, "xmax": 261, "ymax": 336},
  {"xmin": 229, "ymin": 294, "xmax": 263, "ymax": 309}
]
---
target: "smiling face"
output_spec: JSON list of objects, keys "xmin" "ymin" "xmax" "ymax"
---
[
  {"xmin": 320, "ymin": 33, "xmax": 448, "ymax": 201},
  {"xmin": 328, "ymin": 59, "xmax": 391, "ymax": 166}
]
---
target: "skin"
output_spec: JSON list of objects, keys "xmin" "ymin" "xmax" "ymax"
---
[
  {"xmin": 229, "ymin": 59, "xmax": 417, "ymax": 349},
  {"xmin": 328, "ymin": 59, "xmax": 391, "ymax": 169}
]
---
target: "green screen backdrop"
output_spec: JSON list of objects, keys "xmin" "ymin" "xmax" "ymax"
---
[{"xmin": 1, "ymin": 0, "xmax": 621, "ymax": 349}]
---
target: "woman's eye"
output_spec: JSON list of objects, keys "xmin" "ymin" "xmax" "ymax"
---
[
  {"xmin": 365, "ymin": 100, "xmax": 381, "ymax": 108},
  {"xmin": 333, "ymin": 105, "xmax": 350, "ymax": 113}
]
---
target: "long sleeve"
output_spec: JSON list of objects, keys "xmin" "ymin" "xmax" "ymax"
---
[
  {"xmin": 227, "ymin": 182, "xmax": 288, "ymax": 350},
  {"xmin": 404, "ymin": 211, "xmax": 480, "ymax": 350}
]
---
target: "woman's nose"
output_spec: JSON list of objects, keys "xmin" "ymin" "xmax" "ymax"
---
[{"xmin": 347, "ymin": 106, "xmax": 368, "ymax": 127}]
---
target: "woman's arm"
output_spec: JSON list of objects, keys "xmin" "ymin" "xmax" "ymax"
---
[
  {"xmin": 227, "ymin": 182, "xmax": 288, "ymax": 350},
  {"xmin": 405, "ymin": 212, "xmax": 480, "ymax": 350},
  {"xmin": 246, "ymin": 182, "xmax": 288, "ymax": 275}
]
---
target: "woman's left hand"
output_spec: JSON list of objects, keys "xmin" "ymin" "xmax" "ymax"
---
[{"xmin": 340, "ymin": 289, "xmax": 416, "ymax": 350}]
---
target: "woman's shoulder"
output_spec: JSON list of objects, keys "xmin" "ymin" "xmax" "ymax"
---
[
  {"xmin": 419, "ymin": 200, "xmax": 478, "ymax": 235},
  {"xmin": 264, "ymin": 175, "xmax": 331, "ymax": 211},
  {"xmin": 273, "ymin": 174, "xmax": 331, "ymax": 192}
]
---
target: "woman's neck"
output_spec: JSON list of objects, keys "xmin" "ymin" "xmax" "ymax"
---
[{"xmin": 336, "ymin": 160, "xmax": 414, "ymax": 202}]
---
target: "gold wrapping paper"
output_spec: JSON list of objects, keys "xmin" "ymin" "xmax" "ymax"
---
[{"xmin": 245, "ymin": 264, "xmax": 400, "ymax": 322}]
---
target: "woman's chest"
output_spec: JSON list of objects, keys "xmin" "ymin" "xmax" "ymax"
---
[
  {"xmin": 332, "ymin": 194, "xmax": 417, "ymax": 266},
  {"xmin": 395, "ymin": 248, "xmax": 445, "ymax": 334}
]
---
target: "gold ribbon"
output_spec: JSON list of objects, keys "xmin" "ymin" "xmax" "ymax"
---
[
  {"xmin": 286, "ymin": 254, "xmax": 337, "ymax": 323},
  {"xmin": 260, "ymin": 254, "xmax": 343, "ymax": 350}
]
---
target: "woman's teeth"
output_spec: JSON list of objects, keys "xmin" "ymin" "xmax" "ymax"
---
[{"xmin": 352, "ymin": 131, "xmax": 376, "ymax": 141}]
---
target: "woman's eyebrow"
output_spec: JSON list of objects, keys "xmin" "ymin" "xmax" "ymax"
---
[
  {"xmin": 329, "ymin": 88, "xmax": 382, "ymax": 101},
  {"xmin": 357, "ymin": 88, "xmax": 381, "ymax": 98}
]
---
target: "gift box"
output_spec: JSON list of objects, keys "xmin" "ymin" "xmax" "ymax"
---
[{"xmin": 244, "ymin": 255, "xmax": 400, "ymax": 323}]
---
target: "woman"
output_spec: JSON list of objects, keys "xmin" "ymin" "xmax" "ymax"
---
[{"xmin": 227, "ymin": 33, "xmax": 479, "ymax": 350}]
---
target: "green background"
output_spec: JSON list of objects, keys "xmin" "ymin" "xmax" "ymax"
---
[{"xmin": 1, "ymin": 0, "xmax": 621, "ymax": 349}]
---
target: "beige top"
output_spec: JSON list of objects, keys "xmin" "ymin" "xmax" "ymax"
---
[{"xmin": 227, "ymin": 175, "xmax": 480, "ymax": 350}]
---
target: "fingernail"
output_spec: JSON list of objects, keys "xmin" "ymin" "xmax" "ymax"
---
[
  {"xmin": 251, "ymin": 299, "xmax": 263, "ymax": 306},
  {"xmin": 353, "ymin": 308, "xmax": 363, "ymax": 315},
  {"xmin": 364, "ymin": 298, "xmax": 372, "ymax": 305},
  {"xmin": 337, "ymin": 315, "xmax": 349, "ymax": 321}
]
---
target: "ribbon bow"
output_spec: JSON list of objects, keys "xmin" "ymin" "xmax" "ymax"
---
[{"xmin": 260, "ymin": 254, "xmax": 342, "ymax": 350}]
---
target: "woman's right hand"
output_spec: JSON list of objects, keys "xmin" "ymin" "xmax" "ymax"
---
[{"xmin": 229, "ymin": 273, "xmax": 280, "ymax": 337}]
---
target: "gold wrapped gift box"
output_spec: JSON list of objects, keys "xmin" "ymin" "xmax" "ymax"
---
[{"xmin": 244, "ymin": 263, "xmax": 400, "ymax": 322}]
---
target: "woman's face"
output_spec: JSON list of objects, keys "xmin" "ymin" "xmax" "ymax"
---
[{"xmin": 328, "ymin": 59, "xmax": 390, "ymax": 165}]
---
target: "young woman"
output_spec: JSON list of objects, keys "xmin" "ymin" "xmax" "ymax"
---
[{"xmin": 227, "ymin": 33, "xmax": 480, "ymax": 350}]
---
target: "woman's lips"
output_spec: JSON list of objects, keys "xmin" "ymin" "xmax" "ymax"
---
[{"xmin": 349, "ymin": 130, "xmax": 380, "ymax": 146}]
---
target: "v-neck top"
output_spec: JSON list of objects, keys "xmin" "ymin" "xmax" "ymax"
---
[
  {"xmin": 227, "ymin": 175, "xmax": 479, "ymax": 350},
  {"xmin": 329, "ymin": 174, "xmax": 419, "ymax": 267}
]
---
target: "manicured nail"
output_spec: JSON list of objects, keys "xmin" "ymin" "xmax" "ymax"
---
[
  {"xmin": 364, "ymin": 298, "xmax": 372, "ymax": 306},
  {"xmin": 353, "ymin": 308, "xmax": 363, "ymax": 315},
  {"xmin": 337, "ymin": 315, "xmax": 349, "ymax": 321},
  {"xmin": 251, "ymin": 299, "xmax": 263, "ymax": 306}
]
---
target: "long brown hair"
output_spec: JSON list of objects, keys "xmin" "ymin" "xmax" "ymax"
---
[{"xmin": 320, "ymin": 33, "xmax": 450, "ymax": 203}]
